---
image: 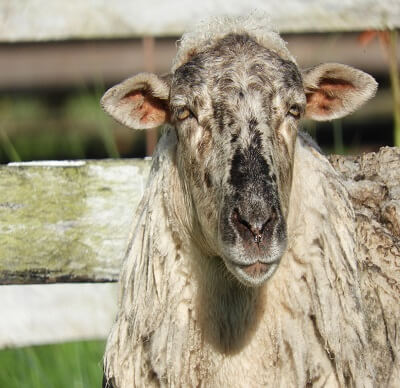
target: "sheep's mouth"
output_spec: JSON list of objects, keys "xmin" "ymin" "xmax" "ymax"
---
[
  {"xmin": 225, "ymin": 259, "xmax": 280, "ymax": 287},
  {"xmin": 238, "ymin": 261, "xmax": 271, "ymax": 276}
]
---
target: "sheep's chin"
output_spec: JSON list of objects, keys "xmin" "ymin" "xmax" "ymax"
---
[{"xmin": 223, "ymin": 259, "xmax": 280, "ymax": 288}]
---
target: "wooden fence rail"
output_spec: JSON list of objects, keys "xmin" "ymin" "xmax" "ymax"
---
[
  {"xmin": 1, "ymin": 0, "xmax": 400, "ymax": 42},
  {"xmin": 0, "ymin": 159, "xmax": 151, "ymax": 285}
]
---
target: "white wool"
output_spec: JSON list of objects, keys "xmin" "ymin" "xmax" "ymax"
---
[
  {"xmin": 172, "ymin": 14, "xmax": 295, "ymax": 72},
  {"xmin": 103, "ymin": 130, "xmax": 375, "ymax": 387}
]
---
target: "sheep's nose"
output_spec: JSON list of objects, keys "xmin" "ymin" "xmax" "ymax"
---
[{"xmin": 231, "ymin": 208, "xmax": 277, "ymax": 245}]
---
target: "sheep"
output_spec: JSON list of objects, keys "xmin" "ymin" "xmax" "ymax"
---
[{"xmin": 100, "ymin": 15, "xmax": 398, "ymax": 387}]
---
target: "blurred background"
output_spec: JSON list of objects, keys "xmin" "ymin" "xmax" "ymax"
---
[
  {"xmin": 0, "ymin": 1, "xmax": 399, "ymax": 387},
  {"xmin": 0, "ymin": 33, "xmax": 398, "ymax": 163}
]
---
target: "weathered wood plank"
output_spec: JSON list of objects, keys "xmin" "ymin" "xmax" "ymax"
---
[
  {"xmin": 0, "ymin": 283, "xmax": 117, "ymax": 349},
  {"xmin": 1, "ymin": 0, "xmax": 399, "ymax": 42},
  {"xmin": 0, "ymin": 159, "xmax": 151, "ymax": 285}
]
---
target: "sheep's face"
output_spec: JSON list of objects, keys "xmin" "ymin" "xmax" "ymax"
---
[
  {"xmin": 101, "ymin": 32, "xmax": 377, "ymax": 288},
  {"xmin": 170, "ymin": 34, "xmax": 304, "ymax": 286}
]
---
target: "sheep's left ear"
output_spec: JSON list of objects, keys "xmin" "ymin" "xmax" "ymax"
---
[
  {"xmin": 101, "ymin": 73, "xmax": 171, "ymax": 129},
  {"xmin": 302, "ymin": 63, "xmax": 377, "ymax": 121}
]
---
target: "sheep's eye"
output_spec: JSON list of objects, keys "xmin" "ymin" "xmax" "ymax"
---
[
  {"xmin": 288, "ymin": 105, "xmax": 301, "ymax": 119},
  {"xmin": 176, "ymin": 107, "xmax": 191, "ymax": 121}
]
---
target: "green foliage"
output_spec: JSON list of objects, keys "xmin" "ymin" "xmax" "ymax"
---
[
  {"xmin": 0, "ymin": 340, "xmax": 105, "ymax": 388},
  {"xmin": 0, "ymin": 88, "xmax": 123, "ymax": 163}
]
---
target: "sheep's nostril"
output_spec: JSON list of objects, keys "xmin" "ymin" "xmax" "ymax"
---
[
  {"xmin": 232, "ymin": 208, "xmax": 275, "ymax": 244},
  {"xmin": 232, "ymin": 208, "xmax": 251, "ymax": 231},
  {"xmin": 249, "ymin": 224, "xmax": 262, "ymax": 244}
]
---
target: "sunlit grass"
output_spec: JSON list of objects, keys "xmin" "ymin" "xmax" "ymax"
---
[
  {"xmin": 0, "ymin": 129, "xmax": 21, "ymax": 162},
  {"xmin": 0, "ymin": 340, "xmax": 105, "ymax": 388}
]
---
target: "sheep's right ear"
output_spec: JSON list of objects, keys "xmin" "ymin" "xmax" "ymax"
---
[{"xmin": 101, "ymin": 73, "xmax": 171, "ymax": 129}]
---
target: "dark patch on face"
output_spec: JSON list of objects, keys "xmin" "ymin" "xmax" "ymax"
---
[
  {"xmin": 250, "ymin": 129, "xmax": 263, "ymax": 148},
  {"xmin": 229, "ymin": 150, "xmax": 249, "ymax": 191},
  {"xmin": 231, "ymin": 134, "xmax": 239, "ymax": 143},
  {"xmin": 222, "ymin": 126, "xmax": 287, "ymax": 252},
  {"xmin": 212, "ymin": 98, "xmax": 226, "ymax": 134},
  {"xmin": 248, "ymin": 117, "xmax": 258, "ymax": 131},
  {"xmin": 229, "ymin": 130, "xmax": 271, "ymax": 192},
  {"xmin": 211, "ymin": 97, "xmax": 237, "ymax": 135}
]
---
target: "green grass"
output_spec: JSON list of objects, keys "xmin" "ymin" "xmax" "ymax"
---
[{"xmin": 0, "ymin": 340, "xmax": 105, "ymax": 388}]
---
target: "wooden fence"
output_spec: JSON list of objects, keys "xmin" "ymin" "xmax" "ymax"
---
[
  {"xmin": 1, "ymin": 0, "xmax": 400, "ymax": 41},
  {"xmin": 0, "ymin": 160, "xmax": 151, "ymax": 348}
]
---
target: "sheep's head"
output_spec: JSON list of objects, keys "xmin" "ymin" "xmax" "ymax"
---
[{"xmin": 101, "ymin": 31, "xmax": 376, "ymax": 287}]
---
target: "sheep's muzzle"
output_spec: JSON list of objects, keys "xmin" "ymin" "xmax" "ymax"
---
[{"xmin": 239, "ymin": 261, "xmax": 271, "ymax": 277}]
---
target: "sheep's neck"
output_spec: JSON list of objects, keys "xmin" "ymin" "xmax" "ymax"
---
[{"xmin": 194, "ymin": 253, "xmax": 264, "ymax": 355}]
